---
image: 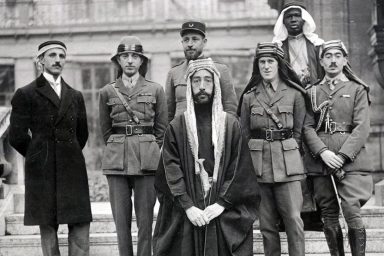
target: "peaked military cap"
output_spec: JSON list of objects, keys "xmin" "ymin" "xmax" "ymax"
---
[{"xmin": 180, "ymin": 21, "xmax": 206, "ymax": 37}]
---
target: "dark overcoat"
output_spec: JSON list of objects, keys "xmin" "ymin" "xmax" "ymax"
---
[{"xmin": 9, "ymin": 74, "xmax": 92, "ymax": 225}]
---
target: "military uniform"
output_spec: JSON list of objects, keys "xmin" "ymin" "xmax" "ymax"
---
[
  {"xmin": 165, "ymin": 59, "xmax": 238, "ymax": 122},
  {"xmin": 99, "ymin": 75, "xmax": 167, "ymax": 256},
  {"xmin": 303, "ymin": 78, "xmax": 373, "ymax": 255},
  {"xmin": 241, "ymin": 80, "xmax": 306, "ymax": 256}
]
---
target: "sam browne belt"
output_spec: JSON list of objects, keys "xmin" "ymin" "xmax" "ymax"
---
[
  {"xmin": 112, "ymin": 125, "xmax": 153, "ymax": 136},
  {"xmin": 250, "ymin": 128, "xmax": 293, "ymax": 141}
]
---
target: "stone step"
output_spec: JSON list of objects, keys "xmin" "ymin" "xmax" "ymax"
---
[
  {"xmin": 1, "ymin": 230, "xmax": 384, "ymax": 255},
  {"xmin": 5, "ymin": 203, "xmax": 384, "ymax": 235}
]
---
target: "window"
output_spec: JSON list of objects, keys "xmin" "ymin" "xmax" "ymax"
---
[
  {"xmin": 0, "ymin": 65, "xmax": 15, "ymax": 106},
  {"xmin": 79, "ymin": 63, "xmax": 115, "ymax": 171}
]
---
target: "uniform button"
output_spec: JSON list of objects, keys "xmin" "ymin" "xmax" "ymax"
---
[
  {"xmin": 329, "ymin": 96, "xmax": 333, "ymax": 99},
  {"xmin": 129, "ymin": 119, "xmax": 132, "ymax": 122},
  {"xmin": 128, "ymin": 97, "xmax": 131, "ymax": 101},
  {"xmin": 329, "ymin": 107, "xmax": 333, "ymax": 110}
]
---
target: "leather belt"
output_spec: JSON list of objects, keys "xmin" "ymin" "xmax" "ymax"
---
[
  {"xmin": 112, "ymin": 125, "xmax": 153, "ymax": 136},
  {"xmin": 318, "ymin": 122, "xmax": 353, "ymax": 133},
  {"xmin": 250, "ymin": 128, "xmax": 293, "ymax": 141}
]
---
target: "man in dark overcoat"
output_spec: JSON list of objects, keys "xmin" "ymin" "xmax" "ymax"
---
[
  {"xmin": 165, "ymin": 20, "xmax": 238, "ymax": 122},
  {"xmin": 9, "ymin": 40, "xmax": 92, "ymax": 256},
  {"xmin": 304, "ymin": 40, "xmax": 373, "ymax": 256},
  {"xmin": 272, "ymin": 0, "xmax": 324, "ymax": 87}
]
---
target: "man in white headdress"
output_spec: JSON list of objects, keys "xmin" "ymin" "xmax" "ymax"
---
[
  {"xmin": 153, "ymin": 58, "xmax": 260, "ymax": 256},
  {"xmin": 273, "ymin": 0, "xmax": 324, "ymax": 87}
]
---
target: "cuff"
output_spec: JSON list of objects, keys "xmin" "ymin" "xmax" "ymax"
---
[
  {"xmin": 216, "ymin": 198, "xmax": 232, "ymax": 209},
  {"xmin": 317, "ymin": 147, "xmax": 328, "ymax": 157},
  {"xmin": 176, "ymin": 194, "xmax": 194, "ymax": 210}
]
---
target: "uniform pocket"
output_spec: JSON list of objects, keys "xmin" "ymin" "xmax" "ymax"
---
[
  {"xmin": 137, "ymin": 96, "xmax": 156, "ymax": 121},
  {"xmin": 248, "ymin": 139, "xmax": 264, "ymax": 176},
  {"xmin": 139, "ymin": 135, "xmax": 160, "ymax": 172},
  {"xmin": 250, "ymin": 106, "xmax": 264, "ymax": 130},
  {"xmin": 278, "ymin": 105, "xmax": 293, "ymax": 128},
  {"xmin": 281, "ymin": 138, "xmax": 304, "ymax": 175},
  {"xmin": 101, "ymin": 134, "xmax": 125, "ymax": 170}
]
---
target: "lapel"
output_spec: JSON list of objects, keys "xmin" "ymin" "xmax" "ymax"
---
[
  {"xmin": 55, "ymin": 79, "xmax": 73, "ymax": 125},
  {"xmin": 35, "ymin": 74, "xmax": 60, "ymax": 108},
  {"xmin": 329, "ymin": 81, "xmax": 347, "ymax": 96},
  {"xmin": 116, "ymin": 78, "xmax": 130, "ymax": 97},
  {"xmin": 254, "ymin": 83, "xmax": 270, "ymax": 106},
  {"xmin": 269, "ymin": 82, "xmax": 288, "ymax": 106},
  {"xmin": 129, "ymin": 75, "xmax": 146, "ymax": 95}
]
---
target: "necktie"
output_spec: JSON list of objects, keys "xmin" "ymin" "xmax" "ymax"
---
[{"xmin": 265, "ymin": 82, "xmax": 275, "ymax": 99}]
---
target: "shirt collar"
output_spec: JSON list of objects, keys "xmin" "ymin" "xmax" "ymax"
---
[
  {"xmin": 43, "ymin": 72, "xmax": 61, "ymax": 84},
  {"xmin": 320, "ymin": 72, "xmax": 349, "ymax": 85},
  {"xmin": 122, "ymin": 72, "xmax": 140, "ymax": 86},
  {"xmin": 262, "ymin": 78, "xmax": 280, "ymax": 92}
]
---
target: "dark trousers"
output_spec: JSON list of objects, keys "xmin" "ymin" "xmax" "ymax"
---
[
  {"xmin": 312, "ymin": 174, "xmax": 373, "ymax": 229},
  {"xmin": 39, "ymin": 222, "xmax": 90, "ymax": 256},
  {"xmin": 259, "ymin": 181, "xmax": 305, "ymax": 256},
  {"xmin": 107, "ymin": 175, "xmax": 156, "ymax": 256}
]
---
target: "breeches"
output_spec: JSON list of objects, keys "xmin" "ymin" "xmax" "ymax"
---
[{"xmin": 312, "ymin": 174, "xmax": 373, "ymax": 229}]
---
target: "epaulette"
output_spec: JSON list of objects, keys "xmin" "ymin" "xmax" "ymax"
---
[
  {"xmin": 171, "ymin": 60, "xmax": 186, "ymax": 68},
  {"xmin": 245, "ymin": 86, "xmax": 257, "ymax": 94}
]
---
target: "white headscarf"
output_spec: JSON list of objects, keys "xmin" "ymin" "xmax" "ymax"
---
[
  {"xmin": 184, "ymin": 58, "xmax": 226, "ymax": 197},
  {"xmin": 272, "ymin": 5, "xmax": 324, "ymax": 46}
]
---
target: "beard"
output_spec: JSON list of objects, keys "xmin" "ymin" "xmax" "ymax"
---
[
  {"xmin": 184, "ymin": 48, "xmax": 203, "ymax": 61},
  {"xmin": 192, "ymin": 91, "xmax": 213, "ymax": 105}
]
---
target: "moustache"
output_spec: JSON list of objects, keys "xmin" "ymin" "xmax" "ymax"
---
[
  {"xmin": 52, "ymin": 64, "xmax": 62, "ymax": 68},
  {"xmin": 194, "ymin": 91, "xmax": 210, "ymax": 98},
  {"xmin": 329, "ymin": 62, "xmax": 338, "ymax": 68}
]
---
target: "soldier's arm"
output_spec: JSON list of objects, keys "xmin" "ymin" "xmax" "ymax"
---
[
  {"xmin": 303, "ymin": 91, "xmax": 328, "ymax": 156},
  {"xmin": 293, "ymin": 91, "xmax": 306, "ymax": 149},
  {"xmin": 165, "ymin": 71, "xmax": 176, "ymax": 123},
  {"xmin": 9, "ymin": 89, "xmax": 31, "ymax": 156},
  {"xmin": 218, "ymin": 64, "xmax": 238, "ymax": 116},
  {"xmin": 153, "ymin": 85, "xmax": 168, "ymax": 148},
  {"xmin": 98, "ymin": 87, "xmax": 113, "ymax": 144},
  {"xmin": 239, "ymin": 94, "xmax": 251, "ymax": 141},
  {"xmin": 76, "ymin": 91, "xmax": 89, "ymax": 149},
  {"xmin": 338, "ymin": 86, "xmax": 370, "ymax": 161}
]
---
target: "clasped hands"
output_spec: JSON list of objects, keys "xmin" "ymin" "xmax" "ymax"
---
[
  {"xmin": 185, "ymin": 203, "xmax": 225, "ymax": 227},
  {"xmin": 320, "ymin": 149, "xmax": 345, "ymax": 170}
]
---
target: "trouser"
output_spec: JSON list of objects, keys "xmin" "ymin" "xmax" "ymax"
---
[
  {"xmin": 107, "ymin": 175, "xmax": 157, "ymax": 256},
  {"xmin": 312, "ymin": 174, "xmax": 372, "ymax": 229},
  {"xmin": 259, "ymin": 180, "xmax": 305, "ymax": 256},
  {"xmin": 312, "ymin": 174, "xmax": 373, "ymax": 256},
  {"xmin": 39, "ymin": 222, "xmax": 90, "ymax": 256}
]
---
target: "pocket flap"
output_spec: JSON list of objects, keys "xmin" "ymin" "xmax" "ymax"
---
[
  {"xmin": 281, "ymin": 138, "xmax": 299, "ymax": 150},
  {"xmin": 251, "ymin": 106, "xmax": 264, "ymax": 115},
  {"xmin": 278, "ymin": 105, "xmax": 293, "ymax": 113},
  {"xmin": 248, "ymin": 139, "xmax": 264, "ymax": 151},
  {"xmin": 107, "ymin": 134, "xmax": 126, "ymax": 143},
  {"xmin": 106, "ymin": 97, "xmax": 121, "ymax": 106},
  {"xmin": 138, "ymin": 134, "xmax": 157, "ymax": 142},
  {"xmin": 137, "ymin": 96, "xmax": 156, "ymax": 103}
]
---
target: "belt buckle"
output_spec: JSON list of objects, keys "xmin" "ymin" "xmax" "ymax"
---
[
  {"xmin": 265, "ymin": 129, "xmax": 273, "ymax": 141},
  {"xmin": 125, "ymin": 125, "xmax": 133, "ymax": 136}
]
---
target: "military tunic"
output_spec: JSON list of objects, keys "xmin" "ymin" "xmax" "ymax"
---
[
  {"xmin": 303, "ymin": 79, "xmax": 373, "ymax": 229},
  {"xmin": 165, "ymin": 59, "xmax": 238, "ymax": 122},
  {"xmin": 99, "ymin": 75, "xmax": 167, "ymax": 256}
]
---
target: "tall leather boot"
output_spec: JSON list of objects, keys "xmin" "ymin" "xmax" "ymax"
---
[
  {"xmin": 323, "ymin": 225, "xmax": 345, "ymax": 256},
  {"xmin": 348, "ymin": 228, "xmax": 366, "ymax": 256}
]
